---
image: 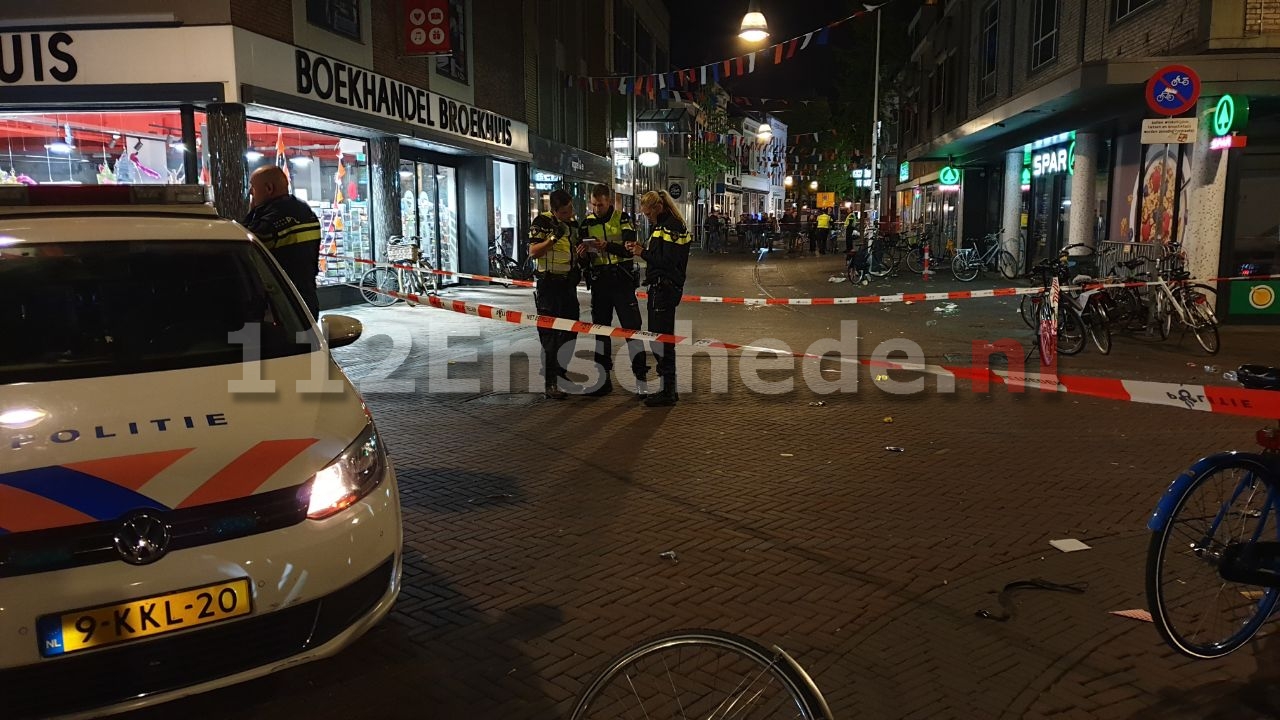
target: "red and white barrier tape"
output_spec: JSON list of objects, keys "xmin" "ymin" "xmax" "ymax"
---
[
  {"xmin": 323, "ymin": 253, "xmax": 536, "ymax": 287},
  {"xmin": 352, "ymin": 283, "xmax": 1280, "ymax": 420},
  {"xmin": 326, "ymin": 252, "xmax": 1280, "ymax": 307}
]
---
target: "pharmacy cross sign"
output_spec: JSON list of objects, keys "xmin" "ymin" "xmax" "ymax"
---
[{"xmin": 1145, "ymin": 64, "xmax": 1200, "ymax": 116}]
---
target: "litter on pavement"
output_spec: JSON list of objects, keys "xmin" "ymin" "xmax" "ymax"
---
[
  {"xmin": 884, "ymin": 446, "xmax": 905, "ymax": 453},
  {"xmin": 1049, "ymin": 538, "xmax": 1092, "ymax": 553},
  {"xmin": 933, "ymin": 302, "xmax": 960, "ymax": 316},
  {"xmin": 827, "ymin": 275, "xmax": 846, "ymax": 283},
  {"xmin": 780, "ymin": 453, "xmax": 795, "ymax": 457},
  {"xmin": 808, "ymin": 401, "xmax": 826, "ymax": 407},
  {"xmin": 883, "ymin": 417, "xmax": 893, "ymax": 423},
  {"xmin": 1109, "ymin": 609, "xmax": 1153, "ymax": 622},
  {"xmin": 975, "ymin": 578, "xmax": 1087, "ymax": 622},
  {"xmin": 658, "ymin": 550, "xmax": 678, "ymax": 562}
]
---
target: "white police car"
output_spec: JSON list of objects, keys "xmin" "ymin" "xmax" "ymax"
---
[{"xmin": 0, "ymin": 185, "xmax": 402, "ymax": 719}]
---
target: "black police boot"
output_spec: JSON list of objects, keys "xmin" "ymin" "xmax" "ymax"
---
[
  {"xmin": 643, "ymin": 382, "xmax": 678, "ymax": 407},
  {"xmin": 587, "ymin": 378, "xmax": 614, "ymax": 397}
]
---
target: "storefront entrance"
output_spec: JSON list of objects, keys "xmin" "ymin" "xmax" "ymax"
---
[
  {"xmin": 1222, "ymin": 97, "xmax": 1280, "ymax": 322},
  {"xmin": 1027, "ymin": 173, "xmax": 1069, "ymax": 267},
  {"xmin": 398, "ymin": 158, "xmax": 460, "ymax": 282}
]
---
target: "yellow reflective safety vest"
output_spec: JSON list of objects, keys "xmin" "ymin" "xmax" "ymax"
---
[
  {"xmin": 530, "ymin": 211, "xmax": 577, "ymax": 275},
  {"xmin": 817, "ymin": 213, "xmax": 832, "ymax": 229},
  {"xmin": 581, "ymin": 209, "xmax": 637, "ymax": 267}
]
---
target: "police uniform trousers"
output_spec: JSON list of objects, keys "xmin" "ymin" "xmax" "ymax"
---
[
  {"xmin": 590, "ymin": 266, "xmax": 647, "ymax": 381},
  {"xmin": 534, "ymin": 273, "xmax": 579, "ymax": 386},
  {"xmin": 646, "ymin": 280, "xmax": 682, "ymax": 391}
]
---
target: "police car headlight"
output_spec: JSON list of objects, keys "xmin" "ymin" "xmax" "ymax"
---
[{"xmin": 307, "ymin": 422, "xmax": 387, "ymax": 520}]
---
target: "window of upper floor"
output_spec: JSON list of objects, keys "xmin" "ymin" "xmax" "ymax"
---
[
  {"xmin": 1113, "ymin": 0, "xmax": 1158, "ymax": 24},
  {"xmin": 435, "ymin": 0, "xmax": 468, "ymax": 86},
  {"xmin": 305, "ymin": 0, "xmax": 361, "ymax": 42},
  {"xmin": 979, "ymin": 0, "xmax": 999, "ymax": 101},
  {"xmin": 1030, "ymin": 0, "xmax": 1059, "ymax": 72}
]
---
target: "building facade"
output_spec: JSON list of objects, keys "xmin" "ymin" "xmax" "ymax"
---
[
  {"xmin": 0, "ymin": 0, "xmax": 667, "ymax": 306},
  {"xmin": 897, "ymin": 0, "xmax": 1280, "ymax": 322}
]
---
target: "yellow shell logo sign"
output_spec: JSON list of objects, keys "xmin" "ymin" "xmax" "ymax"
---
[{"xmin": 1249, "ymin": 285, "xmax": 1275, "ymax": 310}]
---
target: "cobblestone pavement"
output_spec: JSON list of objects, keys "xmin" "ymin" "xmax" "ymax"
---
[{"xmin": 128, "ymin": 252, "xmax": 1280, "ymax": 720}]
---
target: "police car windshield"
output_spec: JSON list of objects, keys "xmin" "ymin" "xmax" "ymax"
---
[{"xmin": 0, "ymin": 240, "xmax": 317, "ymax": 384}]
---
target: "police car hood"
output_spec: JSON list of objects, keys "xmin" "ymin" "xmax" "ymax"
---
[{"xmin": 0, "ymin": 353, "xmax": 367, "ymax": 535}]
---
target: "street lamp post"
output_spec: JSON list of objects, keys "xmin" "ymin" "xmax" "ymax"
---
[{"xmin": 868, "ymin": 3, "xmax": 883, "ymax": 220}]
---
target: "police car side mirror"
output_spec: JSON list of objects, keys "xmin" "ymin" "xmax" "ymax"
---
[{"xmin": 321, "ymin": 314, "xmax": 363, "ymax": 349}]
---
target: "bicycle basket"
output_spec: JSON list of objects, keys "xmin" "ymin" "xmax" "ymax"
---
[{"xmin": 386, "ymin": 244, "xmax": 419, "ymax": 263}]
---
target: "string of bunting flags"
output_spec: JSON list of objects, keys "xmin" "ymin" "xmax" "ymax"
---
[{"xmin": 562, "ymin": 6, "xmax": 885, "ymax": 100}]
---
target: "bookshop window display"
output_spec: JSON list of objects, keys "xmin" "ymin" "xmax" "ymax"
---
[
  {"xmin": 243, "ymin": 119, "xmax": 372, "ymax": 287},
  {"xmin": 398, "ymin": 158, "xmax": 460, "ymax": 280},
  {"xmin": 0, "ymin": 110, "xmax": 197, "ymax": 186}
]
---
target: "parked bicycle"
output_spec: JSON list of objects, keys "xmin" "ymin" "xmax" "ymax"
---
[
  {"xmin": 571, "ymin": 629, "xmax": 833, "ymax": 719},
  {"xmin": 1146, "ymin": 243, "xmax": 1219, "ymax": 353},
  {"xmin": 1146, "ymin": 365, "xmax": 1280, "ymax": 659},
  {"xmin": 489, "ymin": 241, "xmax": 534, "ymax": 282},
  {"xmin": 951, "ymin": 229, "xmax": 1019, "ymax": 282},
  {"xmin": 358, "ymin": 236, "xmax": 438, "ymax": 307},
  {"xmin": 1023, "ymin": 251, "xmax": 1086, "ymax": 365}
]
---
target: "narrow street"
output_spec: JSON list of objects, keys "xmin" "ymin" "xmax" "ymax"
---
[{"xmin": 134, "ymin": 252, "xmax": 1280, "ymax": 720}]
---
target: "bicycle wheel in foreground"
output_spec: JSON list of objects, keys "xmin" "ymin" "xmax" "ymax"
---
[
  {"xmin": 571, "ymin": 629, "xmax": 832, "ymax": 720},
  {"xmin": 1147, "ymin": 456, "xmax": 1280, "ymax": 659}
]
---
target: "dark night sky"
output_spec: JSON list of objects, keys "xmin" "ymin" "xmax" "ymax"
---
[{"xmin": 666, "ymin": 1, "xmax": 883, "ymax": 107}]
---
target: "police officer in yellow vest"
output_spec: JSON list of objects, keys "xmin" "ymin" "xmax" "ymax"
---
[
  {"xmin": 577, "ymin": 184, "xmax": 648, "ymax": 397},
  {"xmin": 244, "ymin": 166, "xmax": 323, "ymax": 318},
  {"xmin": 816, "ymin": 208, "xmax": 833, "ymax": 255},
  {"xmin": 529, "ymin": 189, "xmax": 581, "ymax": 400}
]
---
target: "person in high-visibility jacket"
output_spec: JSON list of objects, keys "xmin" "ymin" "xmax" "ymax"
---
[
  {"xmin": 244, "ymin": 166, "xmax": 323, "ymax": 318},
  {"xmin": 577, "ymin": 184, "xmax": 648, "ymax": 397},
  {"xmin": 626, "ymin": 190, "xmax": 691, "ymax": 407},
  {"xmin": 816, "ymin": 209, "xmax": 833, "ymax": 255},
  {"xmin": 528, "ymin": 189, "xmax": 581, "ymax": 400}
]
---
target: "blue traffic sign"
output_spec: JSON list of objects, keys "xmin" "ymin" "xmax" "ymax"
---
[{"xmin": 1145, "ymin": 64, "xmax": 1200, "ymax": 116}]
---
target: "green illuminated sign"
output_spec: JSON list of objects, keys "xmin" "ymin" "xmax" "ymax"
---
[
  {"xmin": 899, "ymin": 161, "xmax": 909, "ymax": 182},
  {"xmin": 1213, "ymin": 94, "xmax": 1250, "ymax": 137},
  {"xmin": 939, "ymin": 166, "xmax": 961, "ymax": 186},
  {"xmin": 1020, "ymin": 168, "xmax": 1031, "ymax": 185}
]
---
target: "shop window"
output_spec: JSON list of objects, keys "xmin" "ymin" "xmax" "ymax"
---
[
  {"xmin": 492, "ymin": 161, "xmax": 519, "ymax": 260},
  {"xmin": 0, "ymin": 110, "xmax": 196, "ymax": 186},
  {"xmin": 979, "ymin": 1, "xmax": 999, "ymax": 101},
  {"xmin": 1030, "ymin": 0, "xmax": 1059, "ymax": 71},
  {"xmin": 1113, "ymin": 0, "xmax": 1157, "ymax": 23},
  {"xmin": 436, "ymin": 0, "xmax": 468, "ymax": 84},
  {"xmin": 306, "ymin": 0, "xmax": 361, "ymax": 42},
  {"xmin": 400, "ymin": 159, "xmax": 460, "ymax": 280},
  {"xmin": 243, "ymin": 118, "xmax": 370, "ymax": 287}
]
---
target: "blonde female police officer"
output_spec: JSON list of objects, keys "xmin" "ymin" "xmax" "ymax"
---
[
  {"xmin": 626, "ymin": 190, "xmax": 691, "ymax": 407},
  {"xmin": 529, "ymin": 189, "xmax": 580, "ymax": 400}
]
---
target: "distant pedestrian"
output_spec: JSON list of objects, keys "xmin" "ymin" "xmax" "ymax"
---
[
  {"xmin": 705, "ymin": 211, "xmax": 722, "ymax": 254},
  {"xmin": 816, "ymin": 208, "xmax": 833, "ymax": 255}
]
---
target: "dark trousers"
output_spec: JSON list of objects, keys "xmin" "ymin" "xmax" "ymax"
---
[
  {"xmin": 590, "ymin": 268, "xmax": 648, "ymax": 381},
  {"xmin": 534, "ymin": 275, "xmax": 579, "ymax": 387},
  {"xmin": 646, "ymin": 282, "xmax": 681, "ymax": 392}
]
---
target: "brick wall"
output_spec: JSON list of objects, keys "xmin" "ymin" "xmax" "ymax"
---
[
  {"xmin": 1245, "ymin": 0, "xmax": 1280, "ymax": 33},
  {"xmin": 230, "ymin": 0, "xmax": 292, "ymax": 45},
  {"xmin": 955, "ymin": 0, "xmax": 1204, "ymax": 134},
  {"xmin": 472, "ymin": 0, "xmax": 527, "ymax": 122},
  {"xmin": 369, "ymin": 0, "xmax": 432, "ymax": 89}
]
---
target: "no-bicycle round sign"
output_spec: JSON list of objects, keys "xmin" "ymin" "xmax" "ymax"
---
[{"xmin": 1145, "ymin": 64, "xmax": 1200, "ymax": 116}]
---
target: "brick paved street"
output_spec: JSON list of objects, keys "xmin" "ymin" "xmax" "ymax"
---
[{"xmin": 131, "ymin": 252, "xmax": 1280, "ymax": 720}]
